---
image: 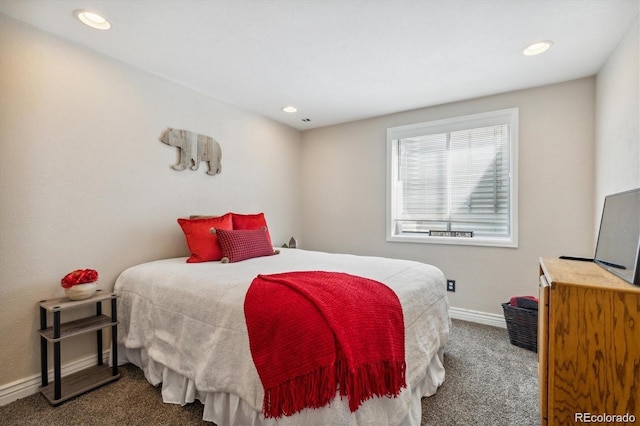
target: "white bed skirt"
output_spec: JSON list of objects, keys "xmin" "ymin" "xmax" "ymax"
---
[{"xmin": 118, "ymin": 344, "xmax": 445, "ymax": 426}]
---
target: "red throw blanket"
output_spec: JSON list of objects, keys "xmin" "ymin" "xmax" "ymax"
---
[{"xmin": 244, "ymin": 271, "xmax": 406, "ymax": 418}]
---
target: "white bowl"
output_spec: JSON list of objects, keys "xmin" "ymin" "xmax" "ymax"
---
[{"xmin": 65, "ymin": 282, "xmax": 97, "ymax": 300}]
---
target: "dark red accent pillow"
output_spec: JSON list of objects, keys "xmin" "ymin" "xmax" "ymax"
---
[
  {"xmin": 230, "ymin": 212, "xmax": 273, "ymax": 246},
  {"xmin": 178, "ymin": 214, "xmax": 233, "ymax": 263},
  {"xmin": 215, "ymin": 228, "xmax": 274, "ymax": 263}
]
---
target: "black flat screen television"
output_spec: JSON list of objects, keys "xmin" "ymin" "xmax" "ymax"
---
[{"xmin": 594, "ymin": 187, "xmax": 640, "ymax": 286}]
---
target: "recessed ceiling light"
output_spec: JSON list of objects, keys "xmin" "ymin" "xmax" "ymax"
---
[
  {"xmin": 523, "ymin": 41, "xmax": 552, "ymax": 56},
  {"xmin": 282, "ymin": 106, "xmax": 297, "ymax": 113},
  {"xmin": 74, "ymin": 10, "xmax": 111, "ymax": 30}
]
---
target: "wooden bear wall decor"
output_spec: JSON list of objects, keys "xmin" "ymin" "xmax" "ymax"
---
[{"xmin": 160, "ymin": 128, "xmax": 222, "ymax": 175}]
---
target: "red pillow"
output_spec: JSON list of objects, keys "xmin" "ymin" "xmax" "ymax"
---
[
  {"xmin": 178, "ymin": 214, "xmax": 232, "ymax": 263},
  {"xmin": 215, "ymin": 228, "xmax": 274, "ymax": 263},
  {"xmin": 230, "ymin": 212, "xmax": 273, "ymax": 246}
]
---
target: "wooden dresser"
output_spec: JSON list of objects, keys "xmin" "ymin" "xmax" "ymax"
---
[{"xmin": 538, "ymin": 257, "xmax": 640, "ymax": 425}]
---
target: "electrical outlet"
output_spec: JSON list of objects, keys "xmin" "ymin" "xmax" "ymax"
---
[{"xmin": 446, "ymin": 279, "xmax": 456, "ymax": 292}]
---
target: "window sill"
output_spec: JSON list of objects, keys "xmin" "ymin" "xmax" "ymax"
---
[{"xmin": 387, "ymin": 233, "xmax": 518, "ymax": 248}]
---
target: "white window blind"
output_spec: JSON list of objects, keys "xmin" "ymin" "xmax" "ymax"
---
[{"xmin": 387, "ymin": 109, "xmax": 518, "ymax": 247}]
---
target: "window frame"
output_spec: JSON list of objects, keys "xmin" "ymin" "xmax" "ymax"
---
[{"xmin": 386, "ymin": 108, "xmax": 519, "ymax": 248}]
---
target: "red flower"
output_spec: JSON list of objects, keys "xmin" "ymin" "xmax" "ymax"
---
[{"xmin": 61, "ymin": 269, "xmax": 99, "ymax": 288}]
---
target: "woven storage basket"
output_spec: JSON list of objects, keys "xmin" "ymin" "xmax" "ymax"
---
[{"xmin": 502, "ymin": 302, "xmax": 538, "ymax": 352}]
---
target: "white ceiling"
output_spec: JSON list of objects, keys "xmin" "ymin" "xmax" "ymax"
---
[{"xmin": 1, "ymin": 0, "xmax": 638, "ymax": 130}]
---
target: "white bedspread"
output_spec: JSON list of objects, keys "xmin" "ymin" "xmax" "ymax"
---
[{"xmin": 114, "ymin": 248, "xmax": 450, "ymax": 425}]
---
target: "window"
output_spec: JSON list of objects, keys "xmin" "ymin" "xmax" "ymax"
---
[{"xmin": 387, "ymin": 108, "xmax": 518, "ymax": 247}]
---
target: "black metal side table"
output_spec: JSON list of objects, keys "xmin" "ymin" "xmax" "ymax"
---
[{"xmin": 38, "ymin": 289, "xmax": 120, "ymax": 405}]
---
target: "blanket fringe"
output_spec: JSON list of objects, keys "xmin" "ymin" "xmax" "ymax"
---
[
  {"xmin": 263, "ymin": 364, "xmax": 338, "ymax": 418},
  {"xmin": 263, "ymin": 359, "xmax": 406, "ymax": 417},
  {"xmin": 338, "ymin": 359, "xmax": 407, "ymax": 411}
]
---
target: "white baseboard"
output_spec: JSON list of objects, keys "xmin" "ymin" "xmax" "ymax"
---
[
  {"xmin": 1, "ymin": 308, "xmax": 504, "ymax": 406},
  {"xmin": 449, "ymin": 306, "xmax": 507, "ymax": 329},
  {"xmin": 0, "ymin": 350, "xmax": 110, "ymax": 406}
]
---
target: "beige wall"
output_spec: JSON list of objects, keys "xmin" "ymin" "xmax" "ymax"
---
[
  {"xmin": 301, "ymin": 78, "xmax": 596, "ymax": 315},
  {"xmin": 595, "ymin": 16, "xmax": 640, "ymax": 222},
  {"xmin": 0, "ymin": 15, "xmax": 302, "ymax": 385}
]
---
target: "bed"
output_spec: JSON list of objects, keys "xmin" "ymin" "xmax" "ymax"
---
[{"xmin": 114, "ymin": 248, "xmax": 450, "ymax": 425}]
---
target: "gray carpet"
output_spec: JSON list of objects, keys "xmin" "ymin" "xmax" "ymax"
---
[
  {"xmin": 422, "ymin": 319, "xmax": 539, "ymax": 425},
  {"xmin": 0, "ymin": 319, "xmax": 539, "ymax": 425}
]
